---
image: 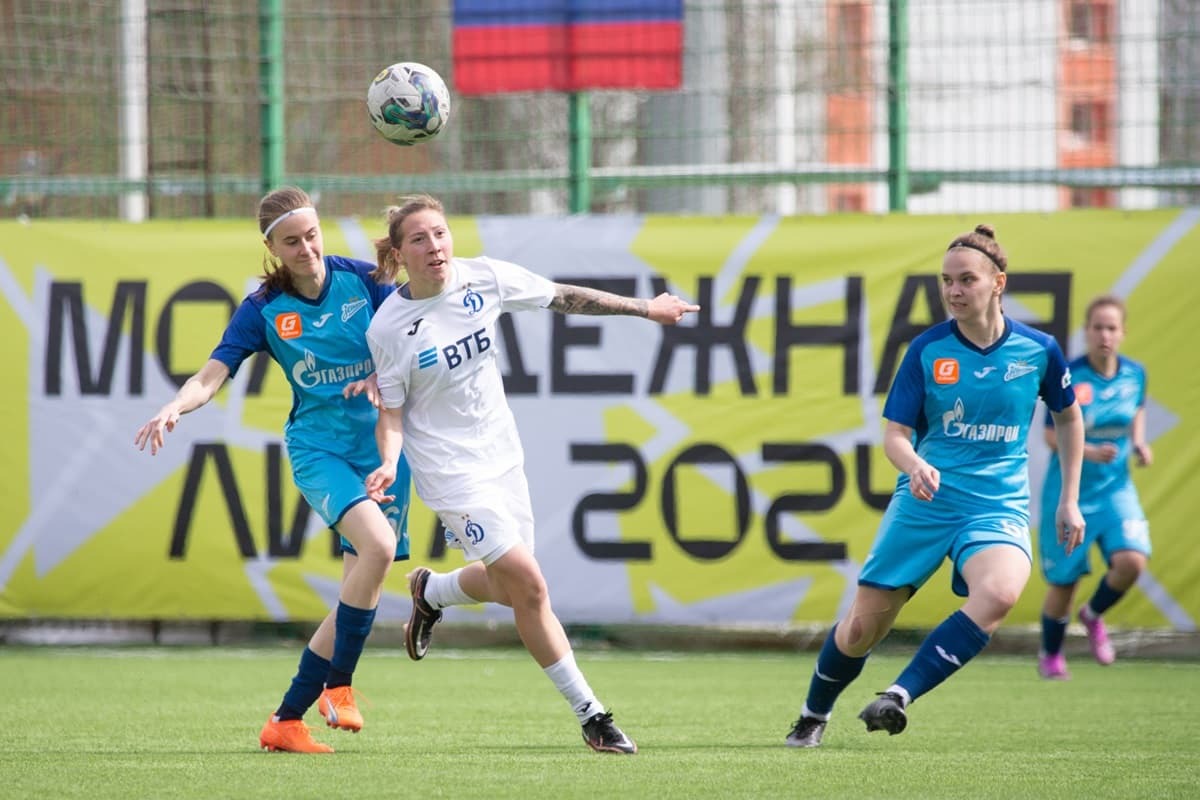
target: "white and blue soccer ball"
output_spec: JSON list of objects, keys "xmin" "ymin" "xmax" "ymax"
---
[{"xmin": 367, "ymin": 62, "xmax": 451, "ymax": 146}]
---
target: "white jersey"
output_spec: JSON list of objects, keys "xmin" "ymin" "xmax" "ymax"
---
[{"xmin": 366, "ymin": 256, "xmax": 556, "ymax": 506}]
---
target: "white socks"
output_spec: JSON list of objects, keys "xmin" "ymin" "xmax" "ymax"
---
[
  {"xmin": 800, "ymin": 704, "xmax": 831, "ymax": 721},
  {"xmin": 543, "ymin": 651, "xmax": 604, "ymax": 723},
  {"xmin": 423, "ymin": 568, "xmax": 476, "ymax": 609},
  {"xmin": 422, "ymin": 573, "xmax": 604, "ymax": 725},
  {"xmin": 886, "ymin": 684, "xmax": 912, "ymax": 707}
]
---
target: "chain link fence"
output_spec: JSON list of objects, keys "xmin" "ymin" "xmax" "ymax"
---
[{"xmin": 2, "ymin": 0, "xmax": 1198, "ymax": 219}]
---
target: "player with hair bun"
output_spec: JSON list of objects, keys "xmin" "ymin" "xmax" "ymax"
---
[{"xmin": 784, "ymin": 224, "xmax": 1086, "ymax": 748}]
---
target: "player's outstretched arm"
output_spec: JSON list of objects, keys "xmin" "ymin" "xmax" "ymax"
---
[
  {"xmin": 134, "ymin": 359, "xmax": 230, "ymax": 455},
  {"xmin": 549, "ymin": 284, "xmax": 699, "ymax": 326}
]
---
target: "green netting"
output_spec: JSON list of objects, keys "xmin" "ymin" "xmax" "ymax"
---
[{"xmin": 1, "ymin": 0, "xmax": 1197, "ymax": 218}]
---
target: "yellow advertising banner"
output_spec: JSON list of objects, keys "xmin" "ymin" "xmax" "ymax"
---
[{"xmin": 1, "ymin": 210, "xmax": 1197, "ymax": 629}]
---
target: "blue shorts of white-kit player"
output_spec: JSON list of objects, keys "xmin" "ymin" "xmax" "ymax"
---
[
  {"xmin": 433, "ymin": 466, "xmax": 535, "ymax": 565},
  {"xmin": 860, "ymin": 489, "xmax": 1032, "ymax": 597},
  {"xmin": 290, "ymin": 444, "xmax": 411, "ymax": 561}
]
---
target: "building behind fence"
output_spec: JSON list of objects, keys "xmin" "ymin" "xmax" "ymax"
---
[{"xmin": 1, "ymin": 0, "xmax": 1198, "ymax": 220}]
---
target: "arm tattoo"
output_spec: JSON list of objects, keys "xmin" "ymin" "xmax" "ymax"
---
[{"xmin": 549, "ymin": 284, "xmax": 649, "ymax": 317}]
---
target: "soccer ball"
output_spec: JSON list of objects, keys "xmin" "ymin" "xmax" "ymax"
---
[{"xmin": 367, "ymin": 62, "xmax": 451, "ymax": 146}]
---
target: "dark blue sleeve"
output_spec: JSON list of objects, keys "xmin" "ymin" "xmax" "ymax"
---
[
  {"xmin": 337, "ymin": 255, "xmax": 395, "ymax": 309},
  {"xmin": 882, "ymin": 343, "xmax": 926, "ymax": 427},
  {"xmin": 370, "ymin": 274, "xmax": 396, "ymax": 309},
  {"xmin": 1039, "ymin": 338, "xmax": 1076, "ymax": 413},
  {"xmin": 209, "ymin": 295, "xmax": 267, "ymax": 376}
]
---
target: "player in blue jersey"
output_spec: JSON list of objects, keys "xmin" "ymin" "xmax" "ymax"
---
[
  {"xmin": 784, "ymin": 224, "xmax": 1086, "ymax": 748},
  {"xmin": 134, "ymin": 186, "xmax": 411, "ymax": 754},
  {"xmin": 1036, "ymin": 295, "xmax": 1152, "ymax": 679},
  {"xmin": 361, "ymin": 194, "xmax": 699, "ymax": 754}
]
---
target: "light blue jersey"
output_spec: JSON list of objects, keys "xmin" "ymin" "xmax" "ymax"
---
[
  {"xmin": 1039, "ymin": 355, "xmax": 1149, "ymax": 585},
  {"xmin": 209, "ymin": 256, "xmax": 411, "ymax": 556},
  {"xmin": 860, "ymin": 318, "xmax": 1075, "ymax": 596}
]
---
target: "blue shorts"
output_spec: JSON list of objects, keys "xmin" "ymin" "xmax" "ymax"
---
[
  {"xmin": 859, "ymin": 493, "xmax": 1032, "ymax": 597},
  {"xmin": 1038, "ymin": 492, "xmax": 1149, "ymax": 586},
  {"xmin": 290, "ymin": 444, "xmax": 412, "ymax": 561}
]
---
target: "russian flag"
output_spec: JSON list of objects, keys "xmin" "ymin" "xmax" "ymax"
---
[{"xmin": 453, "ymin": 0, "xmax": 683, "ymax": 94}]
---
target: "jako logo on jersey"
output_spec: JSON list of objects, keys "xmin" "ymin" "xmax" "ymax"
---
[
  {"xmin": 341, "ymin": 298, "xmax": 369, "ymax": 322},
  {"xmin": 275, "ymin": 312, "xmax": 302, "ymax": 340},
  {"xmin": 290, "ymin": 349, "xmax": 373, "ymax": 388},
  {"xmin": 463, "ymin": 517, "xmax": 486, "ymax": 545},
  {"xmin": 1004, "ymin": 361, "xmax": 1038, "ymax": 381},
  {"xmin": 941, "ymin": 397, "xmax": 1020, "ymax": 442},
  {"xmin": 313, "ymin": 312, "xmax": 333, "ymax": 328},
  {"xmin": 462, "ymin": 286, "xmax": 484, "ymax": 315},
  {"xmin": 1074, "ymin": 382, "xmax": 1094, "ymax": 405},
  {"xmin": 418, "ymin": 347, "xmax": 438, "ymax": 369},
  {"xmin": 973, "ymin": 366, "xmax": 997, "ymax": 379},
  {"xmin": 933, "ymin": 358, "xmax": 959, "ymax": 384}
]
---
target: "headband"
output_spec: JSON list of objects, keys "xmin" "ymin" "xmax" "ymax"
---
[
  {"xmin": 947, "ymin": 240, "xmax": 1004, "ymax": 270},
  {"xmin": 263, "ymin": 207, "xmax": 317, "ymax": 239}
]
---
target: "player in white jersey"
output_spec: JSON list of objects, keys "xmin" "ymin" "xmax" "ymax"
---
[
  {"xmin": 135, "ymin": 187, "xmax": 410, "ymax": 754},
  {"xmin": 362, "ymin": 194, "xmax": 699, "ymax": 754}
]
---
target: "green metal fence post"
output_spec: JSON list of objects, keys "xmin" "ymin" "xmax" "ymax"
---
[
  {"xmin": 568, "ymin": 91, "xmax": 592, "ymax": 213},
  {"xmin": 258, "ymin": 0, "xmax": 284, "ymax": 194},
  {"xmin": 888, "ymin": 0, "xmax": 909, "ymax": 212}
]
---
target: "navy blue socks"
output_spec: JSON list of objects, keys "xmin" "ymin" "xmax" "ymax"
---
[
  {"xmin": 803, "ymin": 624, "xmax": 869, "ymax": 717},
  {"xmin": 1086, "ymin": 577, "xmax": 1125, "ymax": 617},
  {"xmin": 325, "ymin": 601, "xmax": 377, "ymax": 689},
  {"xmin": 894, "ymin": 610, "xmax": 990, "ymax": 704},
  {"xmin": 276, "ymin": 647, "xmax": 331, "ymax": 720},
  {"xmin": 1041, "ymin": 612, "xmax": 1069, "ymax": 656}
]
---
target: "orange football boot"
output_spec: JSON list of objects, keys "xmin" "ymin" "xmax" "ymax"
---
[
  {"xmin": 318, "ymin": 686, "xmax": 364, "ymax": 732},
  {"xmin": 259, "ymin": 716, "xmax": 334, "ymax": 753}
]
